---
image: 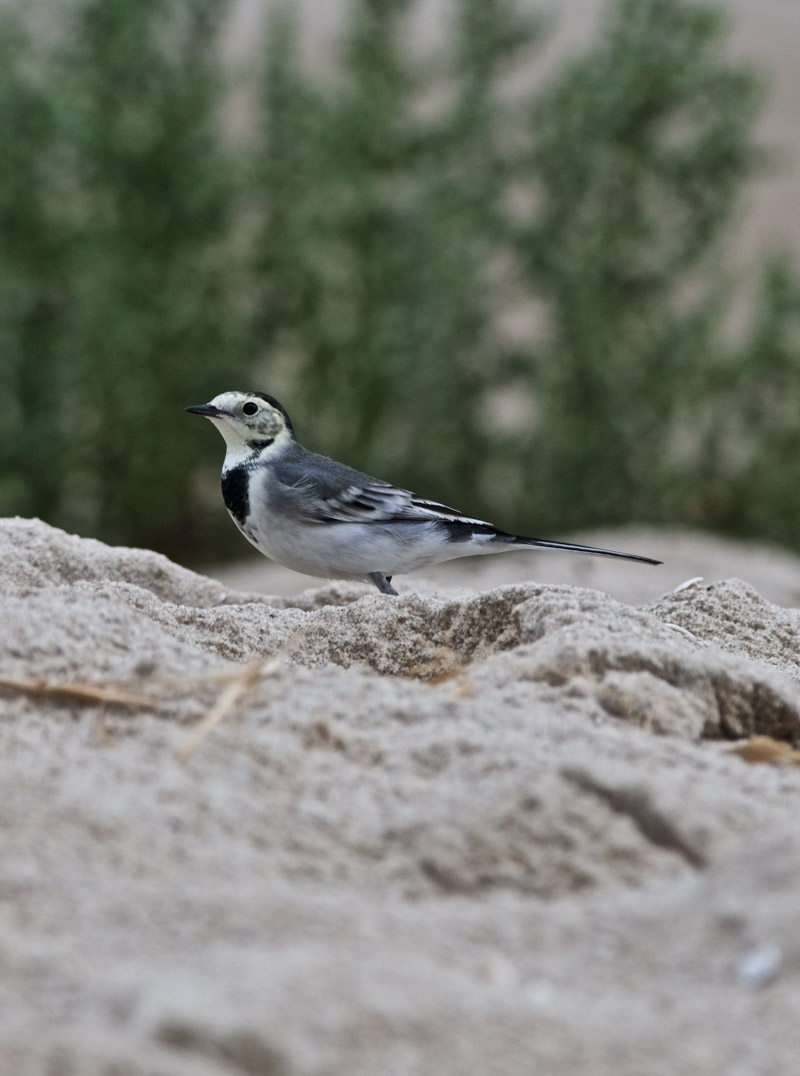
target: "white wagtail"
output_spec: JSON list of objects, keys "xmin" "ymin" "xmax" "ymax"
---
[{"xmin": 186, "ymin": 390, "xmax": 661, "ymax": 595}]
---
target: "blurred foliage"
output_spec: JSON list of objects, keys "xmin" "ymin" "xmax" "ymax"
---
[
  {"xmin": 254, "ymin": 0, "xmax": 539, "ymax": 510},
  {"xmin": 0, "ymin": 0, "xmax": 799, "ymax": 560},
  {"xmin": 0, "ymin": 0, "xmax": 249, "ymax": 557},
  {"xmin": 707, "ymin": 254, "xmax": 800, "ymax": 546},
  {"xmin": 57, "ymin": 0, "xmax": 249, "ymax": 554},
  {"xmin": 0, "ymin": 14, "xmax": 67, "ymax": 523},
  {"xmin": 512, "ymin": 0, "xmax": 764, "ymax": 529}
]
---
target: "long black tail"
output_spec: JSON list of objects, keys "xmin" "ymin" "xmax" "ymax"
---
[
  {"xmin": 439, "ymin": 519, "xmax": 662, "ymax": 564},
  {"xmin": 510, "ymin": 535, "xmax": 661, "ymax": 565}
]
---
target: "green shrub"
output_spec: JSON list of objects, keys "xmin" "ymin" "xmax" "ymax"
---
[
  {"xmin": 251, "ymin": 0, "xmax": 541, "ymax": 511},
  {"xmin": 513, "ymin": 0, "xmax": 764, "ymax": 532},
  {"xmin": 0, "ymin": 0, "xmax": 250, "ymax": 557},
  {"xmin": 252, "ymin": 0, "xmax": 800, "ymax": 545},
  {"xmin": 705, "ymin": 255, "xmax": 800, "ymax": 545},
  {"xmin": 0, "ymin": 0, "xmax": 798, "ymax": 560},
  {"xmin": 55, "ymin": 0, "xmax": 250, "ymax": 554},
  {"xmin": 0, "ymin": 14, "xmax": 68, "ymax": 522}
]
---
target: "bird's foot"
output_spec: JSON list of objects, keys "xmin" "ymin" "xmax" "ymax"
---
[{"xmin": 369, "ymin": 572, "xmax": 398, "ymax": 596}]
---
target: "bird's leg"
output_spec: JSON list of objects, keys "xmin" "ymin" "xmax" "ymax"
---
[{"xmin": 368, "ymin": 572, "xmax": 398, "ymax": 596}]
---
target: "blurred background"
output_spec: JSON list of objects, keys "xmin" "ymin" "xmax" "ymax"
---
[{"xmin": 2, "ymin": 0, "xmax": 800, "ymax": 580}]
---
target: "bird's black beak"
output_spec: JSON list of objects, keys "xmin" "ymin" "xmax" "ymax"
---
[{"xmin": 185, "ymin": 403, "xmax": 221, "ymax": 418}]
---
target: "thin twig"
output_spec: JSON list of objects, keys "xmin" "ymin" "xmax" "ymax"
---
[
  {"xmin": 175, "ymin": 656, "xmax": 281, "ymax": 764},
  {"xmin": 0, "ymin": 674, "xmax": 157, "ymax": 709}
]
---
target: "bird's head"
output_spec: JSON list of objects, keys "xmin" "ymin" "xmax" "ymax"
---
[{"xmin": 186, "ymin": 390, "xmax": 294, "ymax": 460}]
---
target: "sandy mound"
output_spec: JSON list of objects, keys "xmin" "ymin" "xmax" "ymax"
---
[{"xmin": 3, "ymin": 517, "xmax": 800, "ymax": 1075}]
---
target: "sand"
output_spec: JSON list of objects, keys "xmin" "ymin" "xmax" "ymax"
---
[{"xmin": 2, "ymin": 515, "xmax": 800, "ymax": 1075}]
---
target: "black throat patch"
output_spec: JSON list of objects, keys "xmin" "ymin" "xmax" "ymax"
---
[
  {"xmin": 247, "ymin": 437, "xmax": 275, "ymax": 453},
  {"xmin": 221, "ymin": 466, "xmax": 251, "ymax": 526}
]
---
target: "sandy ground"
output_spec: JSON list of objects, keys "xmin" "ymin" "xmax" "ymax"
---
[{"xmin": 3, "ymin": 515, "xmax": 800, "ymax": 1074}]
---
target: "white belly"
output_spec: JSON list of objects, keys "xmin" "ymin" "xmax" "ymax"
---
[{"xmin": 238, "ymin": 511, "xmax": 452, "ymax": 579}]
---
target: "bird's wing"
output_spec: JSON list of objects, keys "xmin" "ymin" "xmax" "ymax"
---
[
  {"xmin": 319, "ymin": 482, "xmax": 490, "ymax": 525},
  {"xmin": 270, "ymin": 446, "xmax": 492, "ymax": 526},
  {"xmin": 277, "ymin": 470, "xmax": 488, "ymax": 527}
]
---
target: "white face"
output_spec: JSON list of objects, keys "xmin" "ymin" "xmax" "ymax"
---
[
  {"xmin": 206, "ymin": 393, "xmax": 290, "ymax": 443},
  {"xmin": 191, "ymin": 391, "xmax": 293, "ymax": 456}
]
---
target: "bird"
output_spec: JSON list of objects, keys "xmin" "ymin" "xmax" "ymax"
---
[{"xmin": 186, "ymin": 390, "xmax": 661, "ymax": 595}]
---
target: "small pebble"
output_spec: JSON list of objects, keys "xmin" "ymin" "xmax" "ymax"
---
[{"xmin": 737, "ymin": 942, "xmax": 782, "ymax": 987}]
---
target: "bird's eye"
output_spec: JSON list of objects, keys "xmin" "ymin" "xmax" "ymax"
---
[{"xmin": 242, "ymin": 401, "xmax": 258, "ymax": 416}]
